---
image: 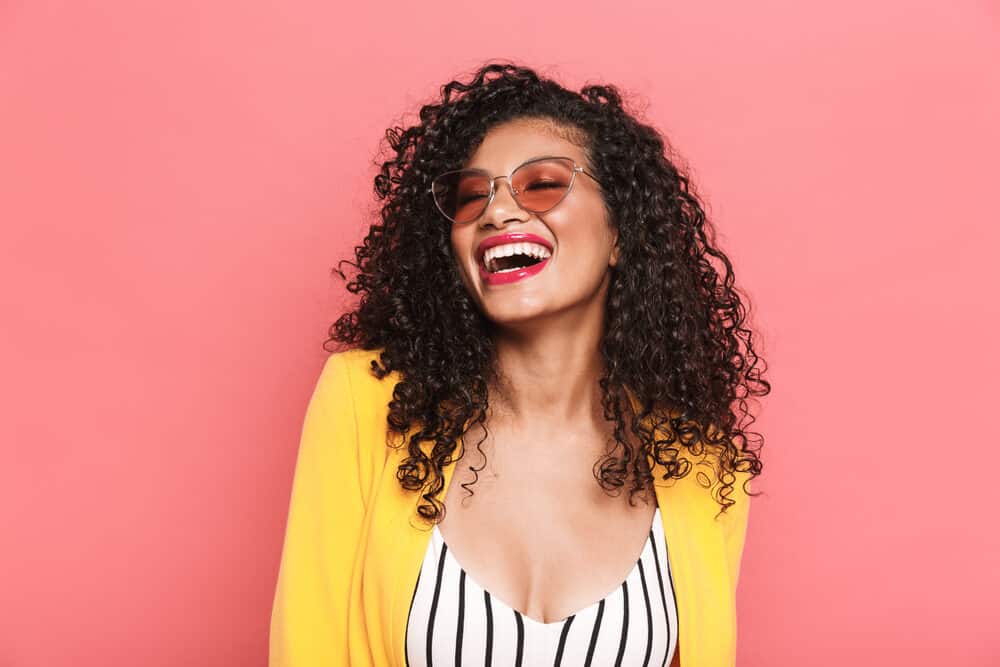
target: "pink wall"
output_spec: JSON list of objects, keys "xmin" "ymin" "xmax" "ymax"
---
[{"xmin": 1, "ymin": 1, "xmax": 997, "ymax": 665}]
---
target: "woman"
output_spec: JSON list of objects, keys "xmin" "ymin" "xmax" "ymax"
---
[{"xmin": 270, "ymin": 62, "xmax": 769, "ymax": 667}]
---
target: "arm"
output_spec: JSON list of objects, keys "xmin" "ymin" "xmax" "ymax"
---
[
  {"xmin": 270, "ymin": 353, "xmax": 365, "ymax": 666},
  {"xmin": 720, "ymin": 472, "xmax": 752, "ymax": 594},
  {"xmin": 703, "ymin": 419, "xmax": 753, "ymax": 594}
]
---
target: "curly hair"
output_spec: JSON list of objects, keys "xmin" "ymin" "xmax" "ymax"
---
[{"xmin": 325, "ymin": 61, "xmax": 770, "ymax": 523}]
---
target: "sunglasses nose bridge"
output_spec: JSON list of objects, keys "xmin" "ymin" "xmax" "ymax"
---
[
  {"xmin": 484, "ymin": 174, "xmax": 522, "ymax": 214},
  {"xmin": 491, "ymin": 174, "xmax": 519, "ymax": 197}
]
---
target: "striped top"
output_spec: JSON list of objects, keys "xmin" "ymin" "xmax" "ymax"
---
[{"xmin": 405, "ymin": 507, "xmax": 679, "ymax": 667}]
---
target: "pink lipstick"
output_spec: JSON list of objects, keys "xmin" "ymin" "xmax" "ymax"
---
[{"xmin": 476, "ymin": 232, "xmax": 553, "ymax": 287}]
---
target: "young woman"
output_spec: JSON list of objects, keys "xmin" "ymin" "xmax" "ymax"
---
[{"xmin": 270, "ymin": 62, "xmax": 770, "ymax": 667}]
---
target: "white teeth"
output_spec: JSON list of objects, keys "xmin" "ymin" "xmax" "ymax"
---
[{"xmin": 483, "ymin": 242, "xmax": 552, "ymax": 273}]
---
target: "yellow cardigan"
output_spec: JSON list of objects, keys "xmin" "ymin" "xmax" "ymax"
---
[{"xmin": 270, "ymin": 348, "xmax": 751, "ymax": 666}]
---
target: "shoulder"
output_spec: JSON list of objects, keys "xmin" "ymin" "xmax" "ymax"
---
[
  {"xmin": 314, "ymin": 346, "xmax": 402, "ymax": 449},
  {"xmin": 318, "ymin": 347, "xmax": 398, "ymax": 402},
  {"xmin": 643, "ymin": 408, "xmax": 754, "ymax": 524},
  {"xmin": 322, "ymin": 346, "xmax": 385, "ymax": 375}
]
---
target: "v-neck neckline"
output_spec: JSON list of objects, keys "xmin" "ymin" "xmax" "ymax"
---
[{"xmin": 429, "ymin": 506, "xmax": 662, "ymax": 627}]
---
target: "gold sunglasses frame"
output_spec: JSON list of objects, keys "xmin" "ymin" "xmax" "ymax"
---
[{"xmin": 429, "ymin": 155, "xmax": 602, "ymax": 224}]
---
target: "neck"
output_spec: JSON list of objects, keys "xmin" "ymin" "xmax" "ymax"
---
[{"xmin": 487, "ymin": 304, "xmax": 609, "ymax": 432}]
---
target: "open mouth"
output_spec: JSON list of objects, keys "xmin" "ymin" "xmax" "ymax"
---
[
  {"xmin": 483, "ymin": 253, "xmax": 546, "ymax": 274},
  {"xmin": 480, "ymin": 241, "xmax": 553, "ymax": 274}
]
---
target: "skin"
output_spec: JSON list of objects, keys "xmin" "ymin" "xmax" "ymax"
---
[{"xmin": 442, "ymin": 118, "xmax": 680, "ymax": 663}]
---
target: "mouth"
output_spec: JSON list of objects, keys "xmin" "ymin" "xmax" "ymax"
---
[
  {"xmin": 476, "ymin": 232, "xmax": 554, "ymax": 264},
  {"xmin": 477, "ymin": 249, "xmax": 551, "ymax": 286},
  {"xmin": 479, "ymin": 252, "xmax": 547, "ymax": 274},
  {"xmin": 474, "ymin": 232, "xmax": 554, "ymax": 286}
]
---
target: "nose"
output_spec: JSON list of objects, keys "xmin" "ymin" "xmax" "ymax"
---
[{"xmin": 480, "ymin": 176, "xmax": 527, "ymax": 227}]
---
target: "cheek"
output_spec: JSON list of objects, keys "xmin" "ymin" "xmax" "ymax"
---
[{"xmin": 551, "ymin": 202, "xmax": 612, "ymax": 253}]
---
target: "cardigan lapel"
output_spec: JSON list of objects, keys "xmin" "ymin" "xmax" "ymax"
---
[
  {"xmin": 630, "ymin": 385, "xmax": 737, "ymax": 666},
  {"xmin": 387, "ymin": 425, "xmax": 462, "ymax": 667}
]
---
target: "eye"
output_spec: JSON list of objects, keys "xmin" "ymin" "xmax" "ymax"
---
[
  {"xmin": 525, "ymin": 179, "xmax": 563, "ymax": 190},
  {"xmin": 457, "ymin": 192, "xmax": 488, "ymax": 205}
]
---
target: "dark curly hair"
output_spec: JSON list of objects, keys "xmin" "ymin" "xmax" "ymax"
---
[{"xmin": 325, "ymin": 61, "xmax": 770, "ymax": 523}]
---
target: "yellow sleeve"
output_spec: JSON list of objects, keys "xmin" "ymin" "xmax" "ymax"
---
[
  {"xmin": 720, "ymin": 473, "xmax": 752, "ymax": 593},
  {"xmin": 702, "ymin": 419, "xmax": 753, "ymax": 595},
  {"xmin": 270, "ymin": 353, "xmax": 364, "ymax": 667}
]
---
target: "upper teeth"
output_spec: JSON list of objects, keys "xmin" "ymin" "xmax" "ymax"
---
[{"xmin": 483, "ymin": 242, "xmax": 552, "ymax": 269}]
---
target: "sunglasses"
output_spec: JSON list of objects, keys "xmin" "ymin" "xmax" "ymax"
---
[{"xmin": 429, "ymin": 156, "xmax": 602, "ymax": 224}]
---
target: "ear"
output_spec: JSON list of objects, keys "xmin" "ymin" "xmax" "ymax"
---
[{"xmin": 609, "ymin": 230, "xmax": 620, "ymax": 267}]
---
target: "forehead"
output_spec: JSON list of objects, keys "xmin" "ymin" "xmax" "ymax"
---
[{"xmin": 465, "ymin": 118, "xmax": 591, "ymax": 171}]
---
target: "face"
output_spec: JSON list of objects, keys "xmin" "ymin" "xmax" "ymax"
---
[{"xmin": 448, "ymin": 118, "xmax": 620, "ymax": 330}]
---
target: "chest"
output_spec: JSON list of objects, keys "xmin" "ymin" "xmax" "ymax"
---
[
  {"xmin": 406, "ymin": 503, "xmax": 679, "ymax": 666},
  {"xmin": 432, "ymin": 425, "xmax": 659, "ymax": 625}
]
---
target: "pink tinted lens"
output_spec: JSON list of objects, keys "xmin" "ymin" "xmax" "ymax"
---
[
  {"xmin": 511, "ymin": 159, "xmax": 574, "ymax": 212},
  {"xmin": 433, "ymin": 170, "xmax": 491, "ymax": 223}
]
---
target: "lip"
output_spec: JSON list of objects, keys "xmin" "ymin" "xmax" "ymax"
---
[
  {"xmin": 476, "ymin": 232, "xmax": 554, "ymax": 287},
  {"xmin": 476, "ymin": 232, "xmax": 554, "ymax": 263}
]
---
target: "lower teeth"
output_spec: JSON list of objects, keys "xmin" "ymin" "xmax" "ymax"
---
[{"xmin": 490, "ymin": 260, "xmax": 545, "ymax": 274}]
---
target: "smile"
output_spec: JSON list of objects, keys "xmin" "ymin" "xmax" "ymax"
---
[
  {"xmin": 475, "ymin": 232, "xmax": 554, "ymax": 287},
  {"xmin": 478, "ymin": 254, "xmax": 550, "ymax": 286}
]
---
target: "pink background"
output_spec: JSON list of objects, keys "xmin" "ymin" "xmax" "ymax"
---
[{"xmin": 1, "ymin": 1, "xmax": 997, "ymax": 665}]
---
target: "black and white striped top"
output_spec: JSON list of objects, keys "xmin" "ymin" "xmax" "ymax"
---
[{"xmin": 405, "ymin": 507, "xmax": 679, "ymax": 666}]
